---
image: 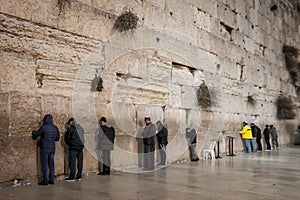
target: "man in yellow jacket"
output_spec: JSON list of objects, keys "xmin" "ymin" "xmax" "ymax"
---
[{"xmin": 239, "ymin": 121, "xmax": 253, "ymax": 153}]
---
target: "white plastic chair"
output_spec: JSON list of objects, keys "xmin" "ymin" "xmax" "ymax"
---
[{"xmin": 203, "ymin": 140, "xmax": 217, "ymax": 160}]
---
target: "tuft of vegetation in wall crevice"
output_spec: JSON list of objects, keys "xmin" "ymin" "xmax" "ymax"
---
[
  {"xmin": 113, "ymin": 10, "xmax": 139, "ymax": 32},
  {"xmin": 276, "ymin": 96, "xmax": 296, "ymax": 120},
  {"xmin": 247, "ymin": 95, "xmax": 256, "ymax": 106},
  {"xmin": 197, "ymin": 81, "xmax": 211, "ymax": 108},
  {"xmin": 283, "ymin": 44, "xmax": 300, "ymax": 86},
  {"xmin": 57, "ymin": 0, "xmax": 72, "ymax": 15},
  {"xmin": 91, "ymin": 76, "xmax": 103, "ymax": 92}
]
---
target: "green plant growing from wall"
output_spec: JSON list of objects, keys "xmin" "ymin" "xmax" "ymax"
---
[
  {"xmin": 57, "ymin": 0, "xmax": 71, "ymax": 15},
  {"xmin": 91, "ymin": 76, "xmax": 103, "ymax": 92},
  {"xmin": 247, "ymin": 95, "xmax": 256, "ymax": 106},
  {"xmin": 283, "ymin": 44, "xmax": 300, "ymax": 86},
  {"xmin": 113, "ymin": 11, "xmax": 139, "ymax": 32},
  {"xmin": 197, "ymin": 81, "xmax": 211, "ymax": 108},
  {"xmin": 276, "ymin": 96, "xmax": 296, "ymax": 119},
  {"xmin": 283, "ymin": 45, "xmax": 299, "ymax": 56}
]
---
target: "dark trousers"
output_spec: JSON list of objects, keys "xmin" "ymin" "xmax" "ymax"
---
[
  {"xmin": 144, "ymin": 145, "xmax": 155, "ymax": 170},
  {"xmin": 158, "ymin": 144, "xmax": 167, "ymax": 165},
  {"xmin": 102, "ymin": 150, "xmax": 111, "ymax": 175},
  {"xmin": 189, "ymin": 144, "xmax": 198, "ymax": 160},
  {"xmin": 69, "ymin": 149, "xmax": 83, "ymax": 179},
  {"xmin": 40, "ymin": 149, "xmax": 55, "ymax": 182},
  {"xmin": 257, "ymin": 138, "xmax": 262, "ymax": 151},
  {"xmin": 265, "ymin": 137, "xmax": 271, "ymax": 150},
  {"xmin": 272, "ymin": 136, "xmax": 279, "ymax": 148}
]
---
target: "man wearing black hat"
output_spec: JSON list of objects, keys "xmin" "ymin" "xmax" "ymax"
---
[
  {"xmin": 156, "ymin": 121, "xmax": 168, "ymax": 166},
  {"xmin": 97, "ymin": 117, "xmax": 115, "ymax": 175},
  {"xmin": 142, "ymin": 116, "xmax": 156, "ymax": 170},
  {"xmin": 64, "ymin": 118, "xmax": 85, "ymax": 181}
]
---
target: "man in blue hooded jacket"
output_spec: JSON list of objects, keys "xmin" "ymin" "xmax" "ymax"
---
[{"xmin": 32, "ymin": 114, "xmax": 60, "ymax": 185}]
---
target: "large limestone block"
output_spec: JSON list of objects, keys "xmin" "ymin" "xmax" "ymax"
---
[
  {"xmin": 217, "ymin": 57, "xmax": 240, "ymax": 81},
  {"xmin": 0, "ymin": 52, "xmax": 36, "ymax": 92},
  {"xmin": 41, "ymin": 95, "xmax": 72, "ymax": 132},
  {"xmin": 111, "ymin": 135, "xmax": 138, "ymax": 168},
  {"xmin": 35, "ymin": 60, "xmax": 80, "ymax": 97},
  {"xmin": 171, "ymin": 65, "xmax": 195, "ymax": 86},
  {"xmin": 180, "ymin": 86, "xmax": 198, "ymax": 109},
  {"xmin": 236, "ymin": 14, "xmax": 251, "ymax": 36},
  {"xmin": 9, "ymin": 92, "xmax": 41, "ymax": 136},
  {"xmin": 148, "ymin": 61, "xmax": 172, "ymax": 83},
  {"xmin": 217, "ymin": 1, "xmax": 236, "ymax": 28},
  {"xmin": 191, "ymin": 0, "xmax": 218, "ymax": 17},
  {"xmin": 192, "ymin": 7, "xmax": 212, "ymax": 32},
  {"xmin": 0, "ymin": 92, "xmax": 9, "ymax": 136},
  {"xmin": 168, "ymin": 83, "xmax": 181, "ymax": 108},
  {"xmin": 197, "ymin": 29, "xmax": 211, "ymax": 51},
  {"xmin": 0, "ymin": 13, "xmax": 102, "ymax": 64},
  {"xmin": 0, "ymin": 0, "xmax": 115, "ymax": 41},
  {"xmin": 0, "ymin": 136, "xmax": 37, "ymax": 182}
]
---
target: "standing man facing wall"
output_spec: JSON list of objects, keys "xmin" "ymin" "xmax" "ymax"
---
[
  {"xmin": 142, "ymin": 116, "xmax": 156, "ymax": 171},
  {"xmin": 97, "ymin": 117, "xmax": 115, "ymax": 176},
  {"xmin": 64, "ymin": 118, "xmax": 85, "ymax": 181},
  {"xmin": 32, "ymin": 114, "xmax": 60, "ymax": 186},
  {"xmin": 239, "ymin": 121, "xmax": 253, "ymax": 153},
  {"xmin": 156, "ymin": 121, "xmax": 168, "ymax": 166}
]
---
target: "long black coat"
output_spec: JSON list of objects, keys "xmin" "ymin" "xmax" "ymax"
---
[
  {"xmin": 65, "ymin": 124, "xmax": 84, "ymax": 151},
  {"xmin": 156, "ymin": 125, "xmax": 168, "ymax": 145},
  {"xmin": 98, "ymin": 125, "xmax": 115, "ymax": 151}
]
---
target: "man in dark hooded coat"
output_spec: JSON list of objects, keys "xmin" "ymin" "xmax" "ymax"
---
[{"xmin": 32, "ymin": 114, "xmax": 60, "ymax": 185}]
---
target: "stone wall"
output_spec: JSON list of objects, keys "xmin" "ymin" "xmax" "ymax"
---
[{"xmin": 0, "ymin": 0, "xmax": 299, "ymax": 182}]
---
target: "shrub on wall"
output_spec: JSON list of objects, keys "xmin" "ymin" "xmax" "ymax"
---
[
  {"xmin": 197, "ymin": 82, "xmax": 211, "ymax": 108},
  {"xmin": 113, "ymin": 11, "xmax": 138, "ymax": 32},
  {"xmin": 283, "ymin": 44, "xmax": 300, "ymax": 86},
  {"xmin": 276, "ymin": 96, "xmax": 296, "ymax": 119},
  {"xmin": 91, "ymin": 76, "xmax": 103, "ymax": 92},
  {"xmin": 247, "ymin": 95, "xmax": 256, "ymax": 106}
]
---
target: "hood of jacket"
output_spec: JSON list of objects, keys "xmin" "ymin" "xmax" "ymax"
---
[
  {"xmin": 43, "ymin": 114, "xmax": 53, "ymax": 125},
  {"xmin": 102, "ymin": 122, "xmax": 112, "ymax": 128}
]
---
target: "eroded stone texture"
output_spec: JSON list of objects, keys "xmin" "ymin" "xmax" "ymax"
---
[
  {"xmin": 0, "ymin": 136, "xmax": 37, "ymax": 182},
  {"xmin": 0, "ymin": 0, "xmax": 299, "ymax": 182},
  {"xmin": 0, "ymin": 93, "xmax": 9, "ymax": 136},
  {"xmin": 9, "ymin": 93, "xmax": 41, "ymax": 136}
]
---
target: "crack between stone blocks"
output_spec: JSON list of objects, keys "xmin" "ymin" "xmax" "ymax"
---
[{"xmin": 0, "ymin": 12, "xmax": 104, "ymax": 42}]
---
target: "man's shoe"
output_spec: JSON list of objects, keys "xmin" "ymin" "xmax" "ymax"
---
[
  {"xmin": 38, "ymin": 181, "xmax": 48, "ymax": 186},
  {"xmin": 65, "ymin": 177, "xmax": 75, "ymax": 182},
  {"xmin": 48, "ymin": 180, "xmax": 54, "ymax": 185},
  {"xmin": 76, "ymin": 177, "xmax": 82, "ymax": 181},
  {"xmin": 97, "ymin": 172, "xmax": 106, "ymax": 176}
]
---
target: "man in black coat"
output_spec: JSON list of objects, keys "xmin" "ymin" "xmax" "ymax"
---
[
  {"xmin": 156, "ymin": 121, "xmax": 168, "ymax": 166},
  {"xmin": 97, "ymin": 117, "xmax": 115, "ymax": 175},
  {"xmin": 32, "ymin": 114, "xmax": 60, "ymax": 186},
  {"xmin": 186, "ymin": 127, "xmax": 199, "ymax": 161},
  {"xmin": 263, "ymin": 125, "xmax": 271, "ymax": 151},
  {"xmin": 251, "ymin": 123, "xmax": 262, "ymax": 152},
  {"xmin": 64, "ymin": 118, "xmax": 85, "ymax": 181},
  {"xmin": 142, "ymin": 116, "xmax": 156, "ymax": 170}
]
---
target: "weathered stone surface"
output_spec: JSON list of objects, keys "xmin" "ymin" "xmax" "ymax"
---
[
  {"xmin": 0, "ymin": 0, "xmax": 300, "ymax": 183},
  {"xmin": 0, "ymin": 136, "xmax": 37, "ymax": 182},
  {"xmin": 0, "ymin": 13, "xmax": 103, "ymax": 65},
  {"xmin": 0, "ymin": 93, "xmax": 9, "ymax": 136},
  {"xmin": 9, "ymin": 92, "xmax": 41, "ymax": 136},
  {"xmin": 0, "ymin": 52, "xmax": 36, "ymax": 92}
]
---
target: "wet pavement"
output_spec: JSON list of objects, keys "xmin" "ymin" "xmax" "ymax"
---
[{"xmin": 1, "ymin": 146, "xmax": 300, "ymax": 200}]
